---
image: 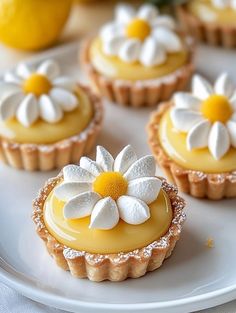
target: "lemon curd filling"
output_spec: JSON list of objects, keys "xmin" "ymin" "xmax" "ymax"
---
[
  {"xmin": 89, "ymin": 38, "xmax": 189, "ymax": 81},
  {"xmin": 187, "ymin": 0, "xmax": 236, "ymax": 25},
  {"xmin": 159, "ymin": 109, "xmax": 236, "ymax": 173},
  {"xmin": 44, "ymin": 187, "xmax": 173, "ymax": 254},
  {"xmin": 0, "ymin": 87, "xmax": 93, "ymax": 144}
]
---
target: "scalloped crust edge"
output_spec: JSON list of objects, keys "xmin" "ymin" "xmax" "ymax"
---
[
  {"xmin": 32, "ymin": 174, "xmax": 186, "ymax": 282},
  {"xmin": 0, "ymin": 85, "xmax": 103, "ymax": 171},
  {"xmin": 80, "ymin": 36, "xmax": 194, "ymax": 107},
  {"xmin": 177, "ymin": 5, "xmax": 236, "ymax": 48},
  {"xmin": 147, "ymin": 102, "xmax": 236, "ymax": 200}
]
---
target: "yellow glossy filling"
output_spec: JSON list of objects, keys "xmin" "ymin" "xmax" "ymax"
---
[
  {"xmin": 0, "ymin": 87, "xmax": 93, "ymax": 144},
  {"xmin": 23, "ymin": 74, "xmax": 52, "ymax": 97},
  {"xmin": 158, "ymin": 109, "xmax": 236, "ymax": 173},
  {"xmin": 43, "ymin": 187, "xmax": 173, "ymax": 254},
  {"xmin": 89, "ymin": 37, "xmax": 189, "ymax": 81},
  {"xmin": 187, "ymin": 0, "xmax": 236, "ymax": 25}
]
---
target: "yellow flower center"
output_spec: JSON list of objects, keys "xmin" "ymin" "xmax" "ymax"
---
[
  {"xmin": 126, "ymin": 18, "xmax": 151, "ymax": 41},
  {"xmin": 201, "ymin": 94, "xmax": 233, "ymax": 123},
  {"xmin": 93, "ymin": 172, "xmax": 128, "ymax": 201},
  {"xmin": 23, "ymin": 74, "xmax": 52, "ymax": 97}
]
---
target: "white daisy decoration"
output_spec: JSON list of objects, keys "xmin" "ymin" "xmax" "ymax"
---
[
  {"xmin": 54, "ymin": 145, "xmax": 162, "ymax": 230},
  {"xmin": 212, "ymin": 0, "xmax": 236, "ymax": 9},
  {"xmin": 171, "ymin": 73, "xmax": 236, "ymax": 160},
  {"xmin": 100, "ymin": 3, "xmax": 182, "ymax": 67},
  {"xmin": 0, "ymin": 59, "xmax": 78, "ymax": 127}
]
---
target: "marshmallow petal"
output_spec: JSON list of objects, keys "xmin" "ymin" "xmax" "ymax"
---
[
  {"xmin": 153, "ymin": 27, "xmax": 182, "ymax": 52},
  {"xmin": 171, "ymin": 108, "xmax": 203, "ymax": 132},
  {"xmin": 115, "ymin": 4, "xmax": 135, "ymax": 24},
  {"xmin": 53, "ymin": 76, "xmax": 77, "ymax": 91},
  {"xmin": 117, "ymin": 196, "xmax": 150, "ymax": 225},
  {"xmin": 173, "ymin": 92, "xmax": 201, "ymax": 111},
  {"xmin": 16, "ymin": 94, "xmax": 39, "ymax": 127},
  {"xmin": 100, "ymin": 22, "xmax": 124, "ymax": 41},
  {"xmin": 118, "ymin": 39, "xmax": 141, "ymax": 63},
  {"xmin": 89, "ymin": 197, "xmax": 119, "ymax": 230},
  {"xmin": 214, "ymin": 72, "xmax": 234, "ymax": 98},
  {"xmin": 192, "ymin": 75, "xmax": 213, "ymax": 100},
  {"xmin": 64, "ymin": 192, "xmax": 100, "ymax": 219},
  {"xmin": 152, "ymin": 15, "xmax": 175, "ymax": 29},
  {"xmin": 124, "ymin": 156, "xmax": 156, "ymax": 180},
  {"xmin": 230, "ymin": 91, "xmax": 236, "ymax": 110},
  {"xmin": 96, "ymin": 146, "xmax": 114, "ymax": 172},
  {"xmin": 227, "ymin": 120, "xmax": 236, "ymax": 147},
  {"xmin": 37, "ymin": 60, "xmax": 60, "ymax": 80},
  {"xmin": 208, "ymin": 122, "xmax": 230, "ymax": 159},
  {"xmin": 63, "ymin": 164, "xmax": 95, "ymax": 182},
  {"xmin": 114, "ymin": 145, "xmax": 137, "ymax": 174},
  {"xmin": 127, "ymin": 177, "xmax": 162, "ymax": 204},
  {"xmin": 138, "ymin": 4, "xmax": 159, "ymax": 21},
  {"xmin": 16, "ymin": 63, "xmax": 32, "ymax": 79},
  {"xmin": 80, "ymin": 157, "xmax": 103, "ymax": 177},
  {"xmin": 187, "ymin": 120, "xmax": 211, "ymax": 150},
  {"xmin": 103, "ymin": 35, "xmax": 126, "ymax": 56},
  {"xmin": 39, "ymin": 95, "xmax": 63, "ymax": 123},
  {"xmin": 4, "ymin": 72, "xmax": 22, "ymax": 85},
  {"xmin": 140, "ymin": 37, "xmax": 166, "ymax": 67},
  {"xmin": 50, "ymin": 88, "xmax": 78, "ymax": 111},
  {"xmin": 0, "ymin": 91, "xmax": 23, "ymax": 120},
  {"xmin": 54, "ymin": 182, "xmax": 92, "ymax": 202}
]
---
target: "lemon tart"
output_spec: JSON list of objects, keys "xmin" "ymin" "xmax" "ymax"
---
[
  {"xmin": 0, "ymin": 59, "xmax": 103, "ymax": 171},
  {"xmin": 32, "ymin": 145, "xmax": 186, "ymax": 281},
  {"xmin": 81, "ymin": 3, "xmax": 194, "ymax": 107},
  {"xmin": 177, "ymin": 0, "xmax": 236, "ymax": 47},
  {"xmin": 148, "ymin": 73, "xmax": 236, "ymax": 199}
]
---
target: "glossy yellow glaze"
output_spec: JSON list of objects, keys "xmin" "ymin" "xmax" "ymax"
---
[
  {"xmin": 43, "ymin": 188, "xmax": 173, "ymax": 254},
  {"xmin": 187, "ymin": 0, "xmax": 236, "ymax": 25},
  {"xmin": 158, "ymin": 109, "xmax": 236, "ymax": 173},
  {"xmin": 0, "ymin": 87, "xmax": 93, "ymax": 144},
  {"xmin": 89, "ymin": 37, "xmax": 189, "ymax": 81}
]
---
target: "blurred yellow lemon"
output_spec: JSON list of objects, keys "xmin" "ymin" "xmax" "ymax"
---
[{"xmin": 0, "ymin": 0, "xmax": 72, "ymax": 51}]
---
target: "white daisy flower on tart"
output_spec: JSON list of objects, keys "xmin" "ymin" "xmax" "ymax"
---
[
  {"xmin": 212, "ymin": 0, "xmax": 236, "ymax": 9},
  {"xmin": 0, "ymin": 59, "xmax": 78, "ymax": 127},
  {"xmin": 54, "ymin": 145, "xmax": 162, "ymax": 230},
  {"xmin": 171, "ymin": 73, "xmax": 236, "ymax": 160},
  {"xmin": 100, "ymin": 3, "xmax": 182, "ymax": 67}
]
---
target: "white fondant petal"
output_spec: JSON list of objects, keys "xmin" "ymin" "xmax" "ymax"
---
[
  {"xmin": 100, "ymin": 22, "xmax": 123, "ymax": 41},
  {"xmin": 229, "ymin": 91, "xmax": 236, "ymax": 110},
  {"xmin": 138, "ymin": 4, "xmax": 159, "ymax": 21},
  {"xmin": 153, "ymin": 27, "xmax": 182, "ymax": 52},
  {"xmin": 115, "ymin": 4, "xmax": 135, "ymax": 24},
  {"xmin": 63, "ymin": 192, "xmax": 100, "ymax": 219},
  {"xmin": 96, "ymin": 146, "xmax": 114, "ymax": 172},
  {"xmin": 16, "ymin": 94, "xmax": 39, "ymax": 127},
  {"xmin": 208, "ymin": 122, "xmax": 230, "ymax": 159},
  {"xmin": 4, "ymin": 72, "xmax": 22, "ymax": 85},
  {"xmin": 214, "ymin": 72, "xmax": 234, "ymax": 98},
  {"xmin": 103, "ymin": 35, "xmax": 126, "ymax": 56},
  {"xmin": 173, "ymin": 92, "xmax": 201, "ymax": 111},
  {"xmin": 114, "ymin": 145, "xmax": 137, "ymax": 174},
  {"xmin": 39, "ymin": 95, "xmax": 63, "ymax": 123},
  {"xmin": 232, "ymin": 0, "xmax": 236, "ymax": 9},
  {"xmin": 140, "ymin": 37, "xmax": 166, "ymax": 67},
  {"xmin": 124, "ymin": 156, "xmax": 156, "ymax": 180},
  {"xmin": 170, "ymin": 108, "xmax": 203, "ymax": 132},
  {"xmin": 80, "ymin": 157, "xmax": 103, "ymax": 177},
  {"xmin": 127, "ymin": 177, "xmax": 162, "ymax": 204},
  {"xmin": 37, "ymin": 60, "xmax": 60, "ymax": 80},
  {"xmin": 230, "ymin": 112, "xmax": 236, "ymax": 122},
  {"xmin": 63, "ymin": 164, "xmax": 95, "ymax": 182},
  {"xmin": 187, "ymin": 120, "xmax": 211, "ymax": 150},
  {"xmin": 118, "ymin": 39, "xmax": 141, "ymax": 63},
  {"xmin": 192, "ymin": 75, "xmax": 213, "ymax": 100},
  {"xmin": 117, "ymin": 196, "xmax": 150, "ymax": 225},
  {"xmin": 89, "ymin": 197, "xmax": 119, "ymax": 230},
  {"xmin": 213, "ymin": 0, "xmax": 228, "ymax": 8},
  {"xmin": 227, "ymin": 120, "xmax": 236, "ymax": 147},
  {"xmin": 0, "ymin": 91, "xmax": 23, "ymax": 120},
  {"xmin": 54, "ymin": 182, "xmax": 92, "ymax": 202},
  {"xmin": 152, "ymin": 15, "xmax": 175, "ymax": 29},
  {"xmin": 50, "ymin": 88, "xmax": 78, "ymax": 111},
  {"xmin": 16, "ymin": 63, "xmax": 32, "ymax": 79},
  {"xmin": 53, "ymin": 76, "xmax": 76, "ymax": 91}
]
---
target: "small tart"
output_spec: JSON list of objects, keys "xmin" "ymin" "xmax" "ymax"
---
[
  {"xmin": 147, "ymin": 73, "xmax": 236, "ymax": 200},
  {"xmin": 0, "ymin": 60, "xmax": 103, "ymax": 171},
  {"xmin": 177, "ymin": 0, "xmax": 236, "ymax": 48},
  {"xmin": 32, "ymin": 145, "xmax": 186, "ymax": 282},
  {"xmin": 81, "ymin": 3, "xmax": 194, "ymax": 107}
]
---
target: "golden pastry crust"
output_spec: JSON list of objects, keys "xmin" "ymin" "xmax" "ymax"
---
[
  {"xmin": 177, "ymin": 4, "xmax": 236, "ymax": 48},
  {"xmin": 80, "ymin": 36, "xmax": 194, "ymax": 107},
  {"xmin": 0, "ymin": 85, "xmax": 103, "ymax": 171},
  {"xmin": 32, "ymin": 174, "xmax": 186, "ymax": 282},
  {"xmin": 147, "ymin": 102, "xmax": 236, "ymax": 200}
]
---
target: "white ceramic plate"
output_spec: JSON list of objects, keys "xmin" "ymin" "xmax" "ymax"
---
[{"xmin": 0, "ymin": 43, "xmax": 236, "ymax": 313}]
